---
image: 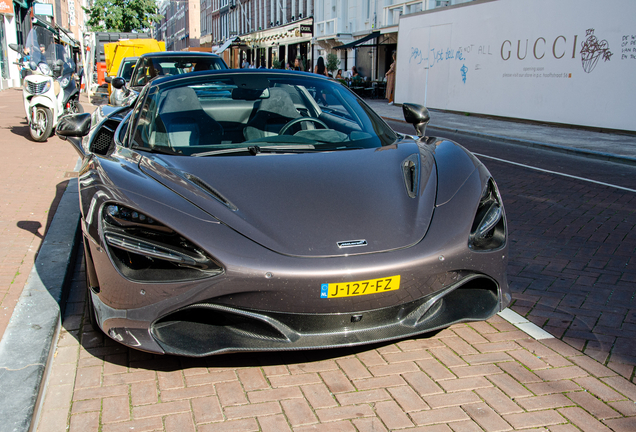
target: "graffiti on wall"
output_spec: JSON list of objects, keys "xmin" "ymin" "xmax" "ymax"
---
[{"xmin": 580, "ymin": 29, "xmax": 613, "ymax": 73}]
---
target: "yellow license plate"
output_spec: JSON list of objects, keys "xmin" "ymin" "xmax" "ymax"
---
[{"xmin": 320, "ymin": 275, "xmax": 400, "ymax": 299}]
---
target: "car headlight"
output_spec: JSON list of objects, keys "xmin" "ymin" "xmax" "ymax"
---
[
  {"xmin": 102, "ymin": 204, "xmax": 223, "ymax": 282},
  {"xmin": 468, "ymin": 178, "xmax": 506, "ymax": 251},
  {"xmin": 60, "ymin": 76, "xmax": 70, "ymax": 88}
]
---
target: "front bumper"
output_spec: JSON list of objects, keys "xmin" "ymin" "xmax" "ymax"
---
[{"xmin": 150, "ymin": 274, "xmax": 503, "ymax": 356}]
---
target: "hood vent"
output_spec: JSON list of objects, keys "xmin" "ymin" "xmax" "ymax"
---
[
  {"xmin": 402, "ymin": 154, "xmax": 420, "ymax": 198},
  {"xmin": 183, "ymin": 173, "xmax": 238, "ymax": 211}
]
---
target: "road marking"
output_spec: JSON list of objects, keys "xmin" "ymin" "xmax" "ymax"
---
[
  {"xmin": 497, "ymin": 308, "xmax": 554, "ymax": 340},
  {"xmin": 474, "ymin": 153, "xmax": 636, "ymax": 193}
]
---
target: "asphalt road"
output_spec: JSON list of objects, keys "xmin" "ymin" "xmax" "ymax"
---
[
  {"xmin": 387, "ymin": 121, "xmax": 636, "ymax": 191},
  {"xmin": 387, "ymin": 120, "xmax": 636, "ymax": 371}
]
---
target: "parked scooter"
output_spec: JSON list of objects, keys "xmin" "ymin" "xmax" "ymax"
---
[{"xmin": 19, "ymin": 25, "xmax": 83, "ymax": 142}]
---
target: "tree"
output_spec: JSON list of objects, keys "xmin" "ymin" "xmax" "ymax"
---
[
  {"xmin": 326, "ymin": 53, "xmax": 340, "ymax": 74},
  {"xmin": 84, "ymin": 0, "xmax": 162, "ymax": 33}
]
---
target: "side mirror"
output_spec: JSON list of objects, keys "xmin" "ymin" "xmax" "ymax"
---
[
  {"xmin": 105, "ymin": 76, "xmax": 112, "ymax": 83},
  {"xmin": 56, "ymin": 113, "xmax": 91, "ymax": 138},
  {"xmin": 111, "ymin": 77, "xmax": 126, "ymax": 89},
  {"xmin": 9, "ymin": 43, "xmax": 19, "ymax": 53},
  {"xmin": 402, "ymin": 103, "xmax": 430, "ymax": 137}
]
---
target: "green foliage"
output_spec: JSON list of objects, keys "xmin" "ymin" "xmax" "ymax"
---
[
  {"xmin": 272, "ymin": 58, "xmax": 282, "ymax": 69},
  {"xmin": 84, "ymin": 0, "xmax": 162, "ymax": 33},
  {"xmin": 326, "ymin": 52, "xmax": 340, "ymax": 73}
]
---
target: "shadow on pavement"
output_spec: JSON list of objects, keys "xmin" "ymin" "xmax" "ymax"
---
[{"xmin": 16, "ymin": 180, "xmax": 70, "ymax": 256}]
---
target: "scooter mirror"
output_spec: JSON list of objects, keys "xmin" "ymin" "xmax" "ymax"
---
[
  {"xmin": 8, "ymin": 43, "xmax": 19, "ymax": 52},
  {"xmin": 111, "ymin": 77, "xmax": 126, "ymax": 90},
  {"xmin": 30, "ymin": 61, "xmax": 37, "ymax": 71}
]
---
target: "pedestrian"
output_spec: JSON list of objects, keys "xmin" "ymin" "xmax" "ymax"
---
[
  {"xmin": 293, "ymin": 56, "xmax": 304, "ymax": 71},
  {"xmin": 385, "ymin": 51, "xmax": 396, "ymax": 105},
  {"xmin": 335, "ymin": 69, "xmax": 343, "ymax": 79},
  {"xmin": 314, "ymin": 56, "xmax": 328, "ymax": 76}
]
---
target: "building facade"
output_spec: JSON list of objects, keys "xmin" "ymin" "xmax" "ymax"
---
[{"xmin": 156, "ymin": 0, "xmax": 475, "ymax": 74}]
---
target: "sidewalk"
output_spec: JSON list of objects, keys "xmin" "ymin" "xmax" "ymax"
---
[
  {"xmin": 364, "ymin": 99, "xmax": 636, "ymax": 165},
  {"xmin": 0, "ymin": 88, "xmax": 82, "ymax": 340}
]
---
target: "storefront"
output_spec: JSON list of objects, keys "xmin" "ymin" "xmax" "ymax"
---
[
  {"xmin": 0, "ymin": 0, "xmax": 21, "ymax": 89},
  {"xmin": 237, "ymin": 18, "xmax": 314, "ymax": 70},
  {"xmin": 333, "ymin": 31, "xmax": 397, "ymax": 81}
]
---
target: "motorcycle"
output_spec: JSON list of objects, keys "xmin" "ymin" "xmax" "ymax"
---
[{"xmin": 21, "ymin": 25, "xmax": 83, "ymax": 142}]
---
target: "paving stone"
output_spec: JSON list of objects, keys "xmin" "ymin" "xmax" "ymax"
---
[
  {"xmin": 503, "ymin": 410, "xmax": 566, "ymax": 429},
  {"xmin": 258, "ymin": 414, "xmax": 292, "ymax": 432},
  {"xmin": 315, "ymin": 404, "xmax": 374, "ymax": 422},
  {"xmin": 558, "ymin": 407, "xmax": 612, "ymax": 432},
  {"xmin": 475, "ymin": 387, "xmax": 523, "ymax": 415},
  {"xmin": 387, "ymin": 385, "xmax": 430, "ymax": 412},
  {"xmin": 411, "ymin": 407, "xmax": 469, "ymax": 426},
  {"xmin": 281, "ymin": 398, "xmax": 318, "ymax": 427},
  {"xmin": 374, "ymin": 400, "xmax": 414, "ymax": 429},
  {"xmin": 462, "ymin": 402, "xmax": 513, "ymax": 431},
  {"xmin": 301, "ymin": 384, "xmax": 338, "ymax": 409},
  {"xmin": 566, "ymin": 391, "xmax": 621, "ymax": 420},
  {"xmin": 515, "ymin": 394, "xmax": 574, "ymax": 411}
]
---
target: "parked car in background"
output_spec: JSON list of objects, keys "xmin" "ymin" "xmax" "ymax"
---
[
  {"xmin": 106, "ymin": 56, "xmax": 138, "ymax": 106},
  {"xmin": 108, "ymin": 51, "xmax": 228, "ymax": 106},
  {"xmin": 56, "ymin": 69, "xmax": 510, "ymax": 356}
]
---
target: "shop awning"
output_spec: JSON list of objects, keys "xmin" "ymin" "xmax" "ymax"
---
[
  {"xmin": 215, "ymin": 37, "xmax": 238, "ymax": 54},
  {"xmin": 58, "ymin": 26, "xmax": 79, "ymax": 48},
  {"xmin": 13, "ymin": 0, "xmax": 28, "ymax": 9},
  {"xmin": 333, "ymin": 31, "xmax": 380, "ymax": 50}
]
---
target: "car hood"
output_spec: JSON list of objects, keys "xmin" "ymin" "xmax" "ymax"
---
[{"xmin": 139, "ymin": 142, "xmax": 437, "ymax": 257}]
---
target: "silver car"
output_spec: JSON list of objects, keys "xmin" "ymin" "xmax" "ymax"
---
[{"xmin": 57, "ymin": 70, "xmax": 510, "ymax": 357}]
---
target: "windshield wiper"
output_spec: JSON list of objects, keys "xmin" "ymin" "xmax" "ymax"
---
[
  {"xmin": 132, "ymin": 145, "xmax": 183, "ymax": 156},
  {"xmin": 193, "ymin": 144, "xmax": 316, "ymax": 157}
]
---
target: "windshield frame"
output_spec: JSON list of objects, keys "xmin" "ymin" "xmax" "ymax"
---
[
  {"xmin": 129, "ymin": 54, "xmax": 228, "ymax": 89},
  {"xmin": 125, "ymin": 70, "xmax": 398, "ymax": 156}
]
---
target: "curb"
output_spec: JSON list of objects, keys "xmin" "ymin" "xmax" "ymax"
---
[
  {"xmin": 380, "ymin": 115, "xmax": 636, "ymax": 167},
  {"xmin": 0, "ymin": 179, "xmax": 80, "ymax": 432}
]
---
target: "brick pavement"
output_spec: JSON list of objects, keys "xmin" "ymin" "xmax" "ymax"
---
[
  {"xmin": 482, "ymin": 159, "xmax": 636, "ymax": 380},
  {"xmin": 0, "ymin": 88, "xmax": 80, "ymax": 340},
  {"xmin": 36, "ymin": 250, "xmax": 636, "ymax": 432}
]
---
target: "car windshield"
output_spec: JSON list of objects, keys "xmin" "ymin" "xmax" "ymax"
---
[
  {"xmin": 130, "ymin": 56, "xmax": 227, "ymax": 87},
  {"xmin": 120, "ymin": 60, "xmax": 136, "ymax": 82},
  {"xmin": 129, "ymin": 72, "xmax": 397, "ymax": 155}
]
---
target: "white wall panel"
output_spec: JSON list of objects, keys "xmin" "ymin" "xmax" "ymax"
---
[{"xmin": 396, "ymin": 0, "xmax": 636, "ymax": 130}]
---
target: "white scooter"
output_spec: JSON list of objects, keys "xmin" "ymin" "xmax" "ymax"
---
[{"xmin": 20, "ymin": 25, "xmax": 83, "ymax": 142}]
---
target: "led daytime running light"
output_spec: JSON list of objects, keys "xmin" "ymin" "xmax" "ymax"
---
[{"xmin": 104, "ymin": 232, "xmax": 196, "ymax": 265}]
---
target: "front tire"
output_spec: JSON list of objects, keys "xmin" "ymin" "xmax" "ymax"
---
[
  {"xmin": 67, "ymin": 98, "xmax": 84, "ymax": 114},
  {"xmin": 83, "ymin": 241, "xmax": 101, "ymax": 333},
  {"xmin": 29, "ymin": 106, "xmax": 53, "ymax": 142}
]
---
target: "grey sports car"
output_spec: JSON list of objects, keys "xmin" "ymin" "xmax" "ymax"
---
[{"xmin": 57, "ymin": 70, "xmax": 510, "ymax": 356}]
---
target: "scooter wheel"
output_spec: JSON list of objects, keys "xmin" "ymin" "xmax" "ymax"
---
[
  {"xmin": 67, "ymin": 99, "xmax": 84, "ymax": 114},
  {"xmin": 29, "ymin": 106, "xmax": 53, "ymax": 142}
]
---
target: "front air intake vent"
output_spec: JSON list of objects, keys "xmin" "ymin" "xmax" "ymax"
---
[
  {"xmin": 401, "ymin": 153, "xmax": 420, "ymax": 198},
  {"xmin": 184, "ymin": 173, "xmax": 238, "ymax": 211}
]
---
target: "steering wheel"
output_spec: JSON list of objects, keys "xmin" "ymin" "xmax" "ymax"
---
[{"xmin": 279, "ymin": 117, "xmax": 328, "ymax": 135}]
